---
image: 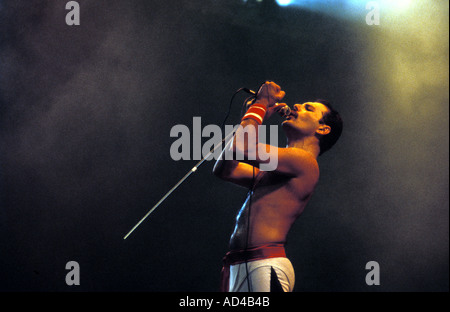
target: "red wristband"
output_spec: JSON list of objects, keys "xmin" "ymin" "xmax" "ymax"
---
[{"xmin": 242, "ymin": 103, "xmax": 267, "ymax": 125}]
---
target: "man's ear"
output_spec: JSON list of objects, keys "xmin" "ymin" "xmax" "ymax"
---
[{"xmin": 316, "ymin": 125, "xmax": 331, "ymax": 136}]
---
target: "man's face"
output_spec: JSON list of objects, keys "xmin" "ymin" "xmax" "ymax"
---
[{"xmin": 282, "ymin": 102, "xmax": 330, "ymax": 136}]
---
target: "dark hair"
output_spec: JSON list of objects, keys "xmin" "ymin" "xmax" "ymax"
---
[{"xmin": 315, "ymin": 99, "xmax": 343, "ymax": 156}]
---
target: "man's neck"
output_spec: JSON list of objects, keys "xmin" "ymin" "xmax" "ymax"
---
[{"xmin": 286, "ymin": 136, "xmax": 320, "ymax": 159}]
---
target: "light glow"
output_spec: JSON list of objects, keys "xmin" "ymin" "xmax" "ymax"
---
[{"xmin": 276, "ymin": 0, "xmax": 293, "ymax": 7}]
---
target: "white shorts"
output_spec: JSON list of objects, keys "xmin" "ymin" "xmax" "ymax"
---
[{"xmin": 229, "ymin": 257, "xmax": 295, "ymax": 292}]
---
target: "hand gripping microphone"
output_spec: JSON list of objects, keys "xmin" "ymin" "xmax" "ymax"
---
[{"xmin": 242, "ymin": 88, "xmax": 291, "ymax": 117}]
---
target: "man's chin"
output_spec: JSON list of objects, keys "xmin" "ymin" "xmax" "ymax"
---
[
  {"xmin": 281, "ymin": 119, "xmax": 293, "ymax": 128},
  {"xmin": 281, "ymin": 120, "xmax": 293, "ymax": 133},
  {"xmin": 282, "ymin": 120, "xmax": 301, "ymax": 137}
]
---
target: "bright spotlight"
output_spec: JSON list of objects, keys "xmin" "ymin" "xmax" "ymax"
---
[
  {"xmin": 276, "ymin": 0, "xmax": 293, "ymax": 6},
  {"xmin": 391, "ymin": 0, "xmax": 412, "ymax": 10}
]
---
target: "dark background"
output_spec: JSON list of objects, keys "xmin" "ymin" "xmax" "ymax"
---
[{"xmin": 0, "ymin": 0, "xmax": 448, "ymax": 292}]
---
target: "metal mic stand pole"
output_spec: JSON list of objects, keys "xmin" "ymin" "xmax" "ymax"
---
[{"xmin": 123, "ymin": 129, "xmax": 236, "ymax": 240}]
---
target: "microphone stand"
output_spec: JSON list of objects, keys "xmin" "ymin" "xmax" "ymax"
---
[{"xmin": 123, "ymin": 128, "xmax": 236, "ymax": 240}]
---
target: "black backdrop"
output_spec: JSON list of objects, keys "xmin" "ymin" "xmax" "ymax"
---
[{"xmin": 0, "ymin": 0, "xmax": 448, "ymax": 292}]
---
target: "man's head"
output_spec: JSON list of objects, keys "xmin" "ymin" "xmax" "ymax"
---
[
  {"xmin": 282, "ymin": 99, "xmax": 343, "ymax": 155},
  {"xmin": 313, "ymin": 99, "xmax": 343, "ymax": 155}
]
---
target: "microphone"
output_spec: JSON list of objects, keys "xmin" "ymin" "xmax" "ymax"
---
[{"xmin": 278, "ymin": 105, "xmax": 291, "ymax": 117}]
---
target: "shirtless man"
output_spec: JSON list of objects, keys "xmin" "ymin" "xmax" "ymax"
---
[{"xmin": 213, "ymin": 81, "xmax": 343, "ymax": 292}]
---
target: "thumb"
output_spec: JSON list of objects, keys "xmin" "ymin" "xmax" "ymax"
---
[{"xmin": 272, "ymin": 103, "xmax": 287, "ymax": 111}]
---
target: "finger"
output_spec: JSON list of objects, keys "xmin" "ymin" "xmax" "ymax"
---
[
  {"xmin": 267, "ymin": 81, "xmax": 280, "ymax": 93},
  {"xmin": 273, "ymin": 103, "xmax": 287, "ymax": 111},
  {"xmin": 277, "ymin": 91, "xmax": 286, "ymax": 101}
]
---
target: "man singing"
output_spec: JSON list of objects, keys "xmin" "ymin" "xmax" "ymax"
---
[{"xmin": 213, "ymin": 81, "xmax": 343, "ymax": 292}]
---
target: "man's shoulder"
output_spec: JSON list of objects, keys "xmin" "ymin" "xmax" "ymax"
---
[
  {"xmin": 282, "ymin": 147, "xmax": 319, "ymax": 165},
  {"xmin": 277, "ymin": 147, "xmax": 319, "ymax": 177}
]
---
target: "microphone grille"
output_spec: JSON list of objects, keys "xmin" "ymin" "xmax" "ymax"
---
[{"xmin": 280, "ymin": 106, "xmax": 291, "ymax": 116}]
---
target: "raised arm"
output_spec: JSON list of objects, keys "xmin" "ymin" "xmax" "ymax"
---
[
  {"xmin": 212, "ymin": 138, "xmax": 260, "ymax": 189},
  {"xmin": 230, "ymin": 81, "xmax": 313, "ymax": 177},
  {"xmin": 213, "ymin": 81, "xmax": 317, "ymax": 187}
]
